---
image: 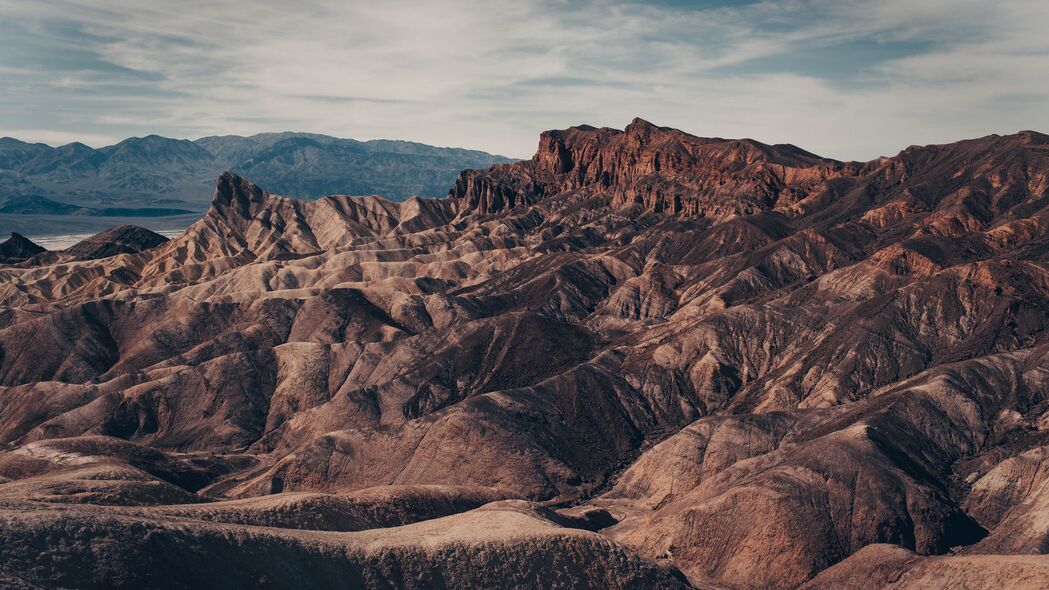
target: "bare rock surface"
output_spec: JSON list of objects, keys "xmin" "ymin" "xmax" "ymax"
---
[
  {"xmin": 803, "ymin": 544, "xmax": 1049, "ymax": 589},
  {"xmin": 0, "ymin": 501, "xmax": 690, "ymax": 589},
  {"xmin": 0, "ymin": 232, "xmax": 44, "ymax": 263},
  {"xmin": 2, "ymin": 120, "xmax": 1049, "ymax": 587}
]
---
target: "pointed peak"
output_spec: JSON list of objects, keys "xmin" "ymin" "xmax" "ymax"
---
[
  {"xmin": 57, "ymin": 141, "xmax": 96, "ymax": 151},
  {"xmin": 4, "ymin": 231, "xmax": 44, "ymax": 247},
  {"xmin": 64, "ymin": 225, "xmax": 168, "ymax": 260},
  {"xmin": 210, "ymin": 171, "xmax": 269, "ymax": 219},
  {"xmin": 214, "ymin": 170, "xmax": 264, "ymax": 201},
  {"xmin": 625, "ymin": 117, "xmax": 661, "ymax": 134},
  {"xmin": 217, "ymin": 170, "xmax": 242, "ymax": 184},
  {"xmin": 0, "ymin": 231, "xmax": 45, "ymax": 259}
]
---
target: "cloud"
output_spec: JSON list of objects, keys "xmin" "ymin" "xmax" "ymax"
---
[{"xmin": 0, "ymin": 0, "xmax": 1046, "ymax": 160}]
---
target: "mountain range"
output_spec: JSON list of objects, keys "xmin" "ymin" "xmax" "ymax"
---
[
  {"xmin": 1, "ymin": 119, "xmax": 1049, "ymax": 589},
  {"xmin": 0, "ymin": 133, "xmax": 512, "ymax": 215}
]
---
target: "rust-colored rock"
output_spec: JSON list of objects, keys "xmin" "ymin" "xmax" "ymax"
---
[{"xmin": 2, "ymin": 120, "xmax": 1049, "ymax": 588}]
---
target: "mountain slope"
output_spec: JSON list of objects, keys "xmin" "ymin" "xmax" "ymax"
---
[
  {"xmin": 0, "ymin": 232, "xmax": 44, "ymax": 263},
  {"xmin": 0, "ymin": 120, "xmax": 1048, "ymax": 589},
  {"xmin": 0, "ymin": 133, "xmax": 513, "ymax": 214},
  {"xmin": 196, "ymin": 133, "xmax": 514, "ymax": 205}
]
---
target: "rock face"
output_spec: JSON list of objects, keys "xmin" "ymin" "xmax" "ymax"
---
[
  {"xmin": 450, "ymin": 118, "xmax": 851, "ymax": 218},
  {"xmin": 63, "ymin": 225, "xmax": 170, "ymax": 260},
  {"xmin": 0, "ymin": 232, "xmax": 44, "ymax": 263},
  {"xmin": 1, "ymin": 120, "xmax": 1049, "ymax": 588},
  {"xmin": 6, "ymin": 225, "xmax": 169, "ymax": 268}
]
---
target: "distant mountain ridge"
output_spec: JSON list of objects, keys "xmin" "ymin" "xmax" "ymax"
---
[
  {"xmin": 0, "ymin": 194, "xmax": 194, "ymax": 217},
  {"xmin": 0, "ymin": 133, "xmax": 513, "ymax": 214}
]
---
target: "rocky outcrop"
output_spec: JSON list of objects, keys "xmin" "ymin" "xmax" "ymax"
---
[
  {"xmin": 64, "ymin": 225, "xmax": 169, "ymax": 260},
  {"xmin": 451, "ymin": 118, "xmax": 852, "ymax": 218},
  {"xmin": 0, "ymin": 232, "xmax": 44, "ymax": 263}
]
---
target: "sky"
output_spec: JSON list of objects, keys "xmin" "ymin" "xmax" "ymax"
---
[{"xmin": 1, "ymin": 0, "xmax": 1047, "ymax": 161}]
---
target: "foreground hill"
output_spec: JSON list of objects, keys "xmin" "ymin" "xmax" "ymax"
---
[
  {"xmin": 0, "ymin": 133, "xmax": 512, "ymax": 215},
  {"xmin": 1, "ymin": 120, "xmax": 1049, "ymax": 588},
  {"xmin": 0, "ymin": 233, "xmax": 43, "ymax": 263}
]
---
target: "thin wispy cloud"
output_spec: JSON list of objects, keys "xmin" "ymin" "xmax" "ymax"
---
[{"xmin": 0, "ymin": 0, "xmax": 1046, "ymax": 160}]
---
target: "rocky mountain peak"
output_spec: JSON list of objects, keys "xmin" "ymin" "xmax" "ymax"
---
[
  {"xmin": 63, "ymin": 225, "xmax": 169, "ymax": 260},
  {"xmin": 211, "ymin": 170, "xmax": 270, "ymax": 221},
  {"xmin": 0, "ymin": 232, "xmax": 45, "ymax": 263},
  {"xmin": 452, "ymin": 118, "xmax": 841, "ymax": 218},
  {"xmin": 624, "ymin": 116, "xmax": 663, "ymax": 136}
]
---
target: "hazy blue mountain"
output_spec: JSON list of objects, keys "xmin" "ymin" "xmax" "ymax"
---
[
  {"xmin": 0, "ymin": 133, "xmax": 514, "ymax": 215},
  {"xmin": 0, "ymin": 194, "xmax": 193, "ymax": 217},
  {"xmin": 19, "ymin": 142, "xmax": 107, "ymax": 179},
  {"xmin": 0, "ymin": 195, "xmax": 86, "ymax": 215},
  {"xmin": 98, "ymin": 136, "xmax": 216, "ymax": 187},
  {"xmin": 194, "ymin": 133, "xmax": 512, "ymax": 203},
  {"xmin": 0, "ymin": 138, "xmax": 51, "ymax": 169}
]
